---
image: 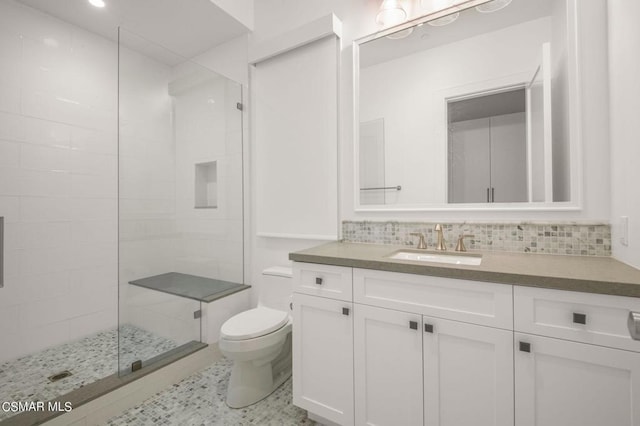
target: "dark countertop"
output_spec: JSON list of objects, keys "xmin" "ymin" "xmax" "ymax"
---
[{"xmin": 289, "ymin": 242, "xmax": 640, "ymax": 298}]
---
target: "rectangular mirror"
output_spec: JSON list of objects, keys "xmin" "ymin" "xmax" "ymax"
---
[{"xmin": 354, "ymin": 0, "xmax": 582, "ymax": 210}]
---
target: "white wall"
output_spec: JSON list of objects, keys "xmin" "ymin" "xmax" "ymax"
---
[
  {"xmin": 194, "ymin": 35, "xmax": 250, "ymax": 86},
  {"xmin": 0, "ymin": 0, "xmax": 117, "ymax": 363},
  {"xmin": 360, "ymin": 18, "xmax": 550, "ymax": 204},
  {"xmin": 609, "ymin": 0, "xmax": 640, "ymax": 269},
  {"xmin": 210, "ymin": 0, "xmax": 254, "ymax": 31}
]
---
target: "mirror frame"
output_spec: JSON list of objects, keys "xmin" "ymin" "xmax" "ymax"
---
[{"xmin": 353, "ymin": 0, "xmax": 583, "ymax": 212}]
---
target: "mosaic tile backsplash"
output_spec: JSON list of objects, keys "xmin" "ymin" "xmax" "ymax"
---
[{"xmin": 342, "ymin": 221, "xmax": 611, "ymax": 256}]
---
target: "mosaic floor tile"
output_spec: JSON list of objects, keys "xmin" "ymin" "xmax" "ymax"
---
[
  {"xmin": 0, "ymin": 325, "xmax": 177, "ymax": 421},
  {"xmin": 106, "ymin": 358, "xmax": 314, "ymax": 426}
]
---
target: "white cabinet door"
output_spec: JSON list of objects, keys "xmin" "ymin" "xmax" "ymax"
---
[
  {"xmin": 423, "ymin": 317, "xmax": 514, "ymax": 426},
  {"xmin": 515, "ymin": 333, "xmax": 640, "ymax": 426},
  {"xmin": 292, "ymin": 293, "xmax": 354, "ymax": 426},
  {"xmin": 354, "ymin": 304, "xmax": 423, "ymax": 426}
]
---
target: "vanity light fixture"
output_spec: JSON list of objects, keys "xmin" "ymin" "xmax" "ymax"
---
[
  {"xmin": 376, "ymin": 0, "xmax": 407, "ymax": 26},
  {"xmin": 475, "ymin": 0, "xmax": 512, "ymax": 13},
  {"xmin": 427, "ymin": 12, "xmax": 459, "ymax": 26},
  {"xmin": 88, "ymin": 0, "xmax": 105, "ymax": 8},
  {"xmin": 376, "ymin": 0, "xmax": 414, "ymax": 39},
  {"xmin": 422, "ymin": 0, "xmax": 459, "ymax": 26},
  {"xmin": 386, "ymin": 27, "xmax": 414, "ymax": 39}
]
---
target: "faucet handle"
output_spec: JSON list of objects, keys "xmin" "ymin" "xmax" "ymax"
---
[
  {"xmin": 455, "ymin": 234, "xmax": 475, "ymax": 252},
  {"xmin": 410, "ymin": 233, "xmax": 427, "ymax": 250}
]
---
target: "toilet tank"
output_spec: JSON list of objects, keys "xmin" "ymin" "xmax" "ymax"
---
[{"xmin": 259, "ymin": 266, "xmax": 293, "ymax": 312}]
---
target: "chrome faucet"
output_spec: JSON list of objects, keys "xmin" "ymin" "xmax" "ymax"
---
[
  {"xmin": 434, "ymin": 224, "xmax": 446, "ymax": 251},
  {"xmin": 410, "ymin": 232, "xmax": 427, "ymax": 250}
]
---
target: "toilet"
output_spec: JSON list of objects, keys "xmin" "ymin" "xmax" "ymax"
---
[{"xmin": 219, "ymin": 266, "xmax": 293, "ymax": 408}]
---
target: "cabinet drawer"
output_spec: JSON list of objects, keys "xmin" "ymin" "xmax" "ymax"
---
[
  {"xmin": 293, "ymin": 262, "xmax": 353, "ymax": 301},
  {"xmin": 353, "ymin": 268, "xmax": 513, "ymax": 330},
  {"xmin": 514, "ymin": 286, "xmax": 640, "ymax": 352}
]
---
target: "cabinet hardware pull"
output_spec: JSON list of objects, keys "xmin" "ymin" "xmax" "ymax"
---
[
  {"xmin": 315, "ymin": 277, "xmax": 323, "ymax": 285},
  {"xmin": 486, "ymin": 188, "xmax": 490, "ymax": 202},
  {"xmin": 342, "ymin": 307, "xmax": 350, "ymax": 316},
  {"xmin": 629, "ymin": 312, "xmax": 640, "ymax": 341},
  {"xmin": 424, "ymin": 324, "xmax": 434, "ymax": 333},
  {"xmin": 573, "ymin": 312, "xmax": 587, "ymax": 325},
  {"xmin": 491, "ymin": 187, "xmax": 495, "ymax": 202},
  {"xmin": 519, "ymin": 341, "xmax": 531, "ymax": 353},
  {"xmin": 409, "ymin": 321, "xmax": 418, "ymax": 330}
]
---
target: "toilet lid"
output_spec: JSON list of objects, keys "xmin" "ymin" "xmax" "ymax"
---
[{"xmin": 221, "ymin": 307, "xmax": 289, "ymax": 341}]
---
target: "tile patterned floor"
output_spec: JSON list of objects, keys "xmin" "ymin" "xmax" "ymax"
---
[
  {"xmin": 0, "ymin": 325, "xmax": 178, "ymax": 421},
  {"xmin": 106, "ymin": 358, "xmax": 315, "ymax": 426}
]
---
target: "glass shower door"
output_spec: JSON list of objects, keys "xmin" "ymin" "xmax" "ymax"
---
[{"xmin": 117, "ymin": 28, "xmax": 244, "ymax": 374}]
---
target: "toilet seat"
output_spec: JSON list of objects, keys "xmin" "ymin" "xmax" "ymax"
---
[{"xmin": 221, "ymin": 307, "xmax": 288, "ymax": 341}]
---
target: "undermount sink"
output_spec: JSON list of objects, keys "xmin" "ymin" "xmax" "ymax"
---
[{"xmin": 387, "ymin": 250, "xmax": 482, "ymax": 266}]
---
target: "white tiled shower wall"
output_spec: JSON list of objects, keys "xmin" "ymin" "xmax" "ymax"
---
[
  {"xmin": 0, "ymin": 0, "xmax": 118, "ymax": 363},
  {"xmin": 172, "ymin": 71, "xmax": 244, "ymax": 284},
  {"xmin": 0, "ymin": 0, "xmax": 246, "ymax": 363},
  {"xmin": 117, "ymin": 41, "xmax": 187, "ymax": 347}
]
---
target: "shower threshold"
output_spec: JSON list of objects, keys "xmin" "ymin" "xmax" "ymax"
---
[{"xmin": 129, "ymin": 272, "xmax": 250, "ymax": 303}]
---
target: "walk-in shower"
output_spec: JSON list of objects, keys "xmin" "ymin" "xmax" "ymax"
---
[
  {"xmin": 117, "ymin": 28, "xmax": 246, "ymax": 375},
  {"xmin": 0, "ymin": 0, "xmax": 246, "ymax": 422}
]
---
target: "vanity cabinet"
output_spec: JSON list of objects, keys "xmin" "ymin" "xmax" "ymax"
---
[
  {"xmin": 352, "ymin": 268, "xmax": 515, "ymax": 425},
  {"xmin": 292, "ymin": 292, "xmax": 354, "ymax": 426},
  {"xmin": 354, "ymin": 304, "xmax": 424, "ymax": 426},
  {"xmin": 353, "ymin": 305, "xmax": 515, "ymax": 426},
  {"xmin": 514, "ymin": 333, "xmax": 640, "ymax": 426},
  {"xmin": 423, "ymin": 317, "xmax": 514, "ymax": 426},
  {"xmin": 292, "ymin": 261, "xmax": 640, "ymax": 426},
  {"xmin": 514, "ymin": 287, "xmax": 640, "ymax": 426},
  {"xmin": 293, "ymin": 263, "xmax": 514, "ymax": 426}
]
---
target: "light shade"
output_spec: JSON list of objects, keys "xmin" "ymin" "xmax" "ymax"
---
[
  {"xmin": 88, "ymin": 0, "xmax": 105, "ymax": 8},
  {"xmin": 386, "ymin": 27, "xmax": 414, "ymax": 39},
  {"xmin": 475, "ymin": 0, "xmax": 513, "ymax": 13},
  {"xmin": 421, "ymin": 0, "xmax": 455, "ymax": 13},
  {"xmin": 427, "ymin": 12, "xmax": 460, "ymax": 26},
  {"xmin": 376, "ymin": 0, "xmax": 407, "ymax": 27}
]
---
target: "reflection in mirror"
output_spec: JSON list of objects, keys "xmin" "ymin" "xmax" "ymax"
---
[
  {"xmin": 356, "ymin": 0, "xmax": 578, "ymax": 209},
  {"xmin": 448, "ymin": 87, "xmax": 527, "ymax": 203}
]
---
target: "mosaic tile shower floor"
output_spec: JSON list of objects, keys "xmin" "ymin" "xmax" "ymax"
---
[
  {"xmin": 106, "ymin": 358, "xmax": 314, "ymax": 426},
  {"xmin": 0, "ymin": 325, "xmax": 178, "ymax": 421}
]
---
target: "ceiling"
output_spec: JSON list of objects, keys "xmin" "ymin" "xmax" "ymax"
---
[{"xmin": 17, "ymin": 0, "xmax": 250, "ymax": 65}]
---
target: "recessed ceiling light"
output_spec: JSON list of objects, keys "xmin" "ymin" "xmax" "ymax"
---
[{"xmin": 88, "ymin": 0, "xmax": 106, "ymax": 8}]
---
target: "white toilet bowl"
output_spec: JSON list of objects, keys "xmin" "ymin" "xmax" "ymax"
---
[{"xmin": 219, "ymin": 267, "xmax": 293, "ymax": 408}]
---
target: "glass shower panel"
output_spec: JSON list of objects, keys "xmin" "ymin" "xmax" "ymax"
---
[{"xmin": 118, "ymin": 28, "xmax": 244, "ymax": 374}]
